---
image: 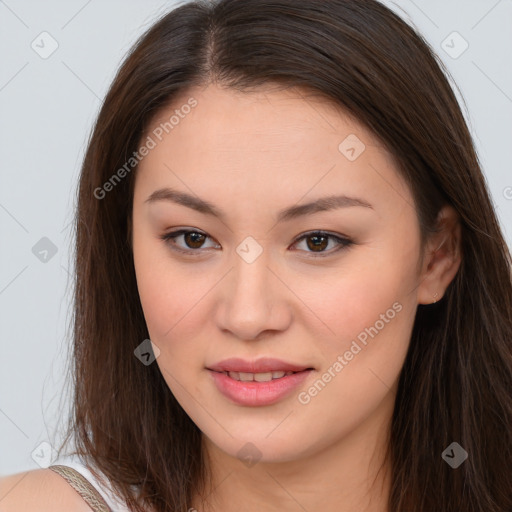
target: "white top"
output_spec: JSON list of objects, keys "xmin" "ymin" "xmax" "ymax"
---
[{"xmin": 52, "ymin": 454, "xmax": 131, "ymax": 512}]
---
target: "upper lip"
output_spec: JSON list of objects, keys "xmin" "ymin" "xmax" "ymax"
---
[{"xmin": 207, "ymin": 357, "xmax": 313, "ymax": 374}]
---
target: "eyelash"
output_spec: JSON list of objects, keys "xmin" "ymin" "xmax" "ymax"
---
[{"xmin": 159, "ymin": 229, "xmax": 353, "ymax": 258}]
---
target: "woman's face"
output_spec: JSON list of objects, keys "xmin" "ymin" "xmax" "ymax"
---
[{"xmin": 132, "ymin": 83, "xmax": 424, "ymax": 463}]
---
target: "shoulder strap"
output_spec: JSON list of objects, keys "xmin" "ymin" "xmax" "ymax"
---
[{"xmin": 48, "ymin": 464, "xmax": 113, "ymax": 512}]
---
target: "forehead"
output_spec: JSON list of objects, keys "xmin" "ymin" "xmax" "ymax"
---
[
  {"xmin": 135, "ymin": 83, "xmax": 413, "ymax": 219},
  {"xmin": 146, "ymin": 83, "xmax": 380, "ymax": 151}
]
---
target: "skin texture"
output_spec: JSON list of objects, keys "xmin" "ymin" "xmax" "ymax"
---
[
  {"xmin": 131, "ymin": 83, "xmax": 461, "ymax": 512},
  {"xmin": 0, "ymin": 469, "xmax": 92, "ymax": 512}
]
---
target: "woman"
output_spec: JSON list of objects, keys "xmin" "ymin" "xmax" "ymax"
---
[{"xmin": 1, "ymin": 0, "xmax": 511, "ymax": 511}]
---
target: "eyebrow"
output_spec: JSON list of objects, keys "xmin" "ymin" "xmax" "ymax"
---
[{"xmin": 145, "ymin": 187, "xmax": 374, "ymax": 223}]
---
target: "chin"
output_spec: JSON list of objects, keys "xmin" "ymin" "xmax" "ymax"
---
[{"xmin": 205, "ymin": 428, "xmax": 314, "ymax": 465}]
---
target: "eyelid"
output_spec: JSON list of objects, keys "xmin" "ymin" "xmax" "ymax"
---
[
  {"xmin": 159, "ymin": 228, "xmax": 353, "ymax": 257},
  {"xmin": 160, "ymin": 228, "xmax": 220, "ymax": 256},
  {"xmin": 292, "ymin": 231, "xmax": 353, "ymax": 257}
]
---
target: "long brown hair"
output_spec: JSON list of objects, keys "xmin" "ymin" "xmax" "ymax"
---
[{"xmin": 56, "ymin": 0, "xmax": 512, "ymax": 510}]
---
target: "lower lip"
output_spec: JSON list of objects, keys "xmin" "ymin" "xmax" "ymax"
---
[{"xmin": 208, "ymin": 369, "xmax": 313, "ymax": 406}]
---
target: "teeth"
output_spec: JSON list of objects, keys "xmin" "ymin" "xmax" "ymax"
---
[
  {"xmin": 254, "ymin": 372, "xmax": 273, "ymax": 382},
  {"xmin": 225, "ymin": 370, "xmax": 295, "ymax": 382},
  {"xmin": 240, "ymin": 372, "xmax": 259, "ymax": 381}
]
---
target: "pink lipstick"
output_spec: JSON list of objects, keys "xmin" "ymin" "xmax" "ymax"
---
[{"xmin": 207, "ymin": 357, "xmax": 314, "ymax": 406}]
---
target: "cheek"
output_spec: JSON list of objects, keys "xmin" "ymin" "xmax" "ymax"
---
[
  {"xmin": 291, "ymin": 237, "xmax": 419, "ymax": 400},
  {"xmin": 292, "ymin": 270, "xmax": 416, "ymax": 447},
  {"xmin": 132, "ymin": 234, "xmax": 221, "ymax": 372},
  {"xmin": 298, "ymin": 297, "xmax": 415, "ymax": 445},
  {"xmin": 132, "ymin": 225, "xmax": 192, "ymax": 344},
  {"xmin": 291, "ymin": 245, "xmax": 417, "ymax": 347},
  {"xmin": 134, "ymin": 259, "xmax": 204, "ymax": 347},
  {"xmin": 133, "ymin": 261, "xmax": 210, "ymax": 396}
]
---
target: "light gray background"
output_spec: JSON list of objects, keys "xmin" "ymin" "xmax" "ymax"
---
[{"xmin": 1, "ymin": 0, "xmax": 511, "ymax": 476}]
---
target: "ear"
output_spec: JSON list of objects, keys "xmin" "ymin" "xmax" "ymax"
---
[{"xmin": 417, "ymin": 204, "xmax": 462, "ymax": 305}]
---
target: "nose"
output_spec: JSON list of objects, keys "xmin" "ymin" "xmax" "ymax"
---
[{"xmin": 215, "ymin": 251, "xmax": 292, "ymax": 341}]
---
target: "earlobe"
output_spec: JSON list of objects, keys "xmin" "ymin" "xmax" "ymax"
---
[{"xmin": 416, "ymin": 205, "xmax": 462, "ymax": 305}]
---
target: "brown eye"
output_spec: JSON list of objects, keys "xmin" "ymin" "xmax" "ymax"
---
[
  {"xmin": 160, "ymin": 229, "xmax": 353, "ymax": 258},
  {"xmin": 305, "ymin": 234, "xmax": 329, "ymax": 252},
  {"xmin": 292, "ymin": 231, "xmax": 353, "ymax": 256},
  {"xmin": 160, "ymin": 229, "xmax": 219, "ymax": 255},
  {"xmin": 183, "ymin": 231, "xmax": 206, "ymax": 249}
]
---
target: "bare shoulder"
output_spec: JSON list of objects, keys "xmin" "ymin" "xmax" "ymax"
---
[{"xmin": 0, "ymin": 468, "xmax": 92, "ymax": 512}]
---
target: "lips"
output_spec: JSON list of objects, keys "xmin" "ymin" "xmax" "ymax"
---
[
  {"xmin": 208, "ymin": 365, "xmax": 314, "ymax": 406},
  {"xmin": 207, "ymin": 357, "xmax": 313, "ymax": 374}
]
